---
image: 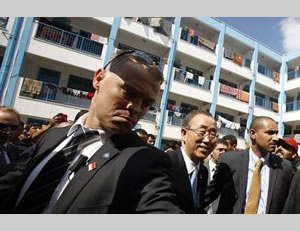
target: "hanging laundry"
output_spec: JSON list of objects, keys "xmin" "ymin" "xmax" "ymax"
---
[
  {"xmin": 273, "ymin": 71, "xmax": 280, "ymax": 83},
  {"xmin": 217, "ymin": 115, "xmax": 240, "ymax": 130},
  {"xmin": 233, "ymin": 52, "xmax": 243, "ymax": 66},
  {"xmin": 224, "ymin": 49, "xmax": 233, "ymax": 60},
  {"xmin": 31, "ymin": 80, "xmax": 43, "ymax": 95},
  {"xmin": 149, "ymin": 18, "xmax": 162, "ymax": 27},
  {"xmin": 198, "ymin": 36, "xmax": 216, "ymax": 51},
  {"xmin": 236, "ymin": 89, "xmax": 249, "ymax": 103},
  {"xmin": 198, "ymin": 76, "xmax": 205, "ymax": 86},
  {"xmin": 87, "ymin": 92, "xmax": 94, "ymax": 98},
  {"xmin": 219, "ymin": 83, "xmax": 238, "ymax": 96},
  {"xmin": 21, "ymin": 78, "xmax": 34, "ymax": 93},
  {"xmin": 186, "ymin": 71, "xmax": 194, "ymax": 80}
]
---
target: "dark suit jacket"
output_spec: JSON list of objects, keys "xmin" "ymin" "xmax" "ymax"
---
[
  {"xmin": 204, "ymin": 161, "xmax": 219, "ymax": 213},
  {"xmin": 204, "ymin": 149, "xmax": 293, "ymax": 214},
  {"xmin": 168, "ymin": 148, "xmax": 208, "ymax": 214},
  {"xmin": 0, "ymin": 126, "xmax": 181, "ymax": 214},
  {"xmin": 283, "ymin": 169, "xmax": 300, "ymax": 213}
]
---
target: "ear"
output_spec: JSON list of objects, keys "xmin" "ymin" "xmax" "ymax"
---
[
  {"xmin": 249, "ymin": 128, "xmax": 256, "ymax": 140},
  {"xmin": 181, "ymin": 128, "xmax": 187, "ymax": 142},
  {"xmin": 93, "ymin": 68, "xmax": 105, "ymax": 90}
]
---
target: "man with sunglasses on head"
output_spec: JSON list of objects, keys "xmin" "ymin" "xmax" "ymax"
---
[
  {"xmin": 0, "ymin": 50, "xmax": 181, "ymax": 214},
  {"xmin": 167, "ymin": 111, "xmax": 217, "ymax": 213},
  {"xmin": 204, "ymin": 116, "xmax": 293, "ymax": 214}
]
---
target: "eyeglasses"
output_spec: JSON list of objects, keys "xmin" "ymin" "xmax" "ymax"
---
[
  {"xmin": 103, "ymin": 50, "xmax": 155, "ymax": 70},
  {"xmin": 0, "ymin": 123, "xmax": 19, "ymax": 131},
  {"xmin": 186, "ymin": 127, "xmax": 217, "ymax": 140}
]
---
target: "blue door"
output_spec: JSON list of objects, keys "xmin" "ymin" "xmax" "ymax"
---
[{"xmin": 36, "ymin": 67, "xmax": 60, "ymax": 101}]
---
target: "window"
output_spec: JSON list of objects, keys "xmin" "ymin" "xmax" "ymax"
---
[
  {"xmin": 219, "ymin": 79, "xmax": 237, "ymax": 88},
  {"xmin": 180, "ymin": 103, "xmax": 198, "ymax": 115},
  {"xmin": 244, "ymin": 58, "xmax": 251, "ymax": 68},
  {"xmin": 67, "ymin": 75, "xmax": 94, "ymax": 92},
  {"xmin": 0, "ymin": 17, "xmax": 9, "ymax": 29}
]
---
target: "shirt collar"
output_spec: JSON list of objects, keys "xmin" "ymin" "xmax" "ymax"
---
[
  {"xmin": 249, "ymin": 147, "xmax": 270, "ymax": 166},
  {"xmin": 67, "ymin": 113, "xmax": 112, "ymax": 141},
  {"xmin": 181, "ymin": 147, "xmax": 200, "ymax": 175}
]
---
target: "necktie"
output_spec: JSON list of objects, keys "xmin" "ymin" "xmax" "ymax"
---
[
  {"xmin": 244, "ymin": 159, "xmax": 263, "ymax": 214},
  {"xmin": 15, "ymin": 126, "xmax": 98, "ymax": 213},
  {"xmin": 190, "ymin": 167, "xmax": 199, "ymax": 208}
]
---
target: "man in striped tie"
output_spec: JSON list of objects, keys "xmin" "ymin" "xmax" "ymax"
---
[{"xmin": 0, "ymin": 50, "xmax": 181, "ymax": 214}]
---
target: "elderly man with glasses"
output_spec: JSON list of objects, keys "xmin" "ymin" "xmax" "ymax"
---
[
  {"xmin": 167, "ymin": 111, "xmax": 217, "ymax": 213},
  {"xmin": 0, "ymin": 50, "xmax": 181, "ymax": 214}
]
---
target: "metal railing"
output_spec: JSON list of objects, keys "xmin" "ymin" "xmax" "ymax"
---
[
  {"xmin": 35, "ymin": 21, "xmax": 104, "ymax": 57},
  {"xmin": 287, "ymin": 70, "xmax": 300, "ymax": 80},
  {"xmin": 255, "ymin": 96, "xmax": 277, "ymax": 112},
  {"xmin": 143, "ymin": 110, "xmax": 157, "ymax": 121},
  {"xmin": 167, "ymin": 110, "xmax": 187, "ymax": 127},
  {"xmin": 173, "ymin": 70, "xmax": 211, "ymax": 90},
  {"xmin": 19, "ymin": 78, "xmax": 92, "ymax": 109},
  {"xmin": 218, "ymin": 127, "xmax": 245, "ymax": 138},
  {"xmin": 286, "ymin": 101, "xmax": 300, "ymax": 112}
]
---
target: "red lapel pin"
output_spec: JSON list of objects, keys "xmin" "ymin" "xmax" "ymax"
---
[{"xmin": 88, "ymin": 162, "xmax": 96, "ymax": 171}]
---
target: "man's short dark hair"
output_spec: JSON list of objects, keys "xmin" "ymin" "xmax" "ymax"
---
[
  {"xmin": 215, "ymin": 138, "xmax": 229, "ymax": 147},
  {"xmin": 222, "ymin": 134, "xmax": 237, "ymax": 146},
  {"xmin": 106, "ymin": 50, "xmax": 164, "ymax": 84},
  {"xmin": 164, "ymin": 140, "xmax": 181, "ymax": 151},
  {"xmin": 147, "ymin": 133, "xmax": 155, "ymax": 139},
  {"xmin": 250, "ymin": 116, "xmax": 276, "ymax": 130},
  {"xmin": 134, "ymin": 128, "xmax": 147, "ymax": 136},
  {"xmin": 182, "ymin": 110, "xmax": 215, "ymax": 128}
]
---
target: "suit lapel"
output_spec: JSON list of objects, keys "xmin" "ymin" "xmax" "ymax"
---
[
  {"xmin": 266, "ymin": 154, "xmax": 279, "ymax": 212},
  {"xmin": 238, "ymin": 149, "xmax": 250, "ymax": 211},
  {"xmin": 53, "ymin": 136, "xmax": 120, "ymax": 212},
  {"xmin": 173, "ymin": 149, "xmax": 194, "ymax": 209}
]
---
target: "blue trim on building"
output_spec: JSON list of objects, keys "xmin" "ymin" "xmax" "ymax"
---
[
  {"xmin": 278, "ymin": 55, "xmax": 287, "ymax": 138},
  {"xmin": 286, "ymin": 49, "xmax": 300, "ymax": 62},
  {"xmin": 225, "ymin": 26, "xmax": 255, "ymax": 48},
  {"xmin": 0, "ymin": 17, "xmax": 24, "ymax": 102},
  {"xmin": 245, "ymin": 42, "xmax": 259, "ymax": 141},
  {"xmin": 258, "ymin": 44, "xmax": 282, "ymax": 63},
  {"xmin": 103, "ymin": 17, "xmax": 121, "ymax": 67},
  {"xmin": 209, "ymin": 23, "xmax": 225, "ymax": 117},
  {"xmin": 155, "ymin": 17, "xmax": 182, "ymax": 149},
  {"xmin": 4, "ymin": 17, "xmax": 33, "ymax": 106},
  {"xmin": 198, "ymin": 17, "xmax": 221, "ymax": 30}
]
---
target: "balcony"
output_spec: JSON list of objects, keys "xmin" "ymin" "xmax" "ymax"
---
[
  {"xmin": 286, "ymin": 101, "xmax": 300, "ymax": 112},
  {"xmin": 143, "ymin": 109, "xmax": 157, "ymax": 121},
  {"xmin": 19, "ymin": 78, "xmax": 92, "ymax": 109},
  {"xmin": 218, "ymin": 127, "xmax": 245, "ymax": 138},
  {"xmin": 167, "ymin": 110, "xmax": 187, "ymax": 127},
  {"xmin": 219, "ymin": 83, "xmax": 249, "ymax": 104},
  {"xmin": 173, "ymin": 68, "xmax": 211, "ymax": 90},
  {"xmin": 287, "ymin": 69, "xmax": 300, "ymax": 81},
  {"xmin": 257, "ymin": 64, "xmax": 279, "ymax": 83},
  {"xmin": 34, "ymin": 21, "xmax": 104, "ymax": 57},
  {"xmin": 255, "ymin": 96, "xmax": 278, "ymax": 112},
  {"xmin": 180, "ymin": 28, "xmax": 216, "ymax": 54}
]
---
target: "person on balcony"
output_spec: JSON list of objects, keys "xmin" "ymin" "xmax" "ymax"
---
[{"xmin": 0, "ymin": 50, "xmax": 181, "ymax": 214}]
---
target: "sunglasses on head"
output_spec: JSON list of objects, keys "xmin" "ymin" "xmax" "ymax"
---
[
  {"xmin": 0, "ymin": 123, "xmax": 19, "ymax": 131},
  {"xmin": 103, "ymin": 50, "xmax": 155, "ymax": 70}
]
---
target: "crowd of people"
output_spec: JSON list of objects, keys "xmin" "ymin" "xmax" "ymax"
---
[{"xmin": 0, "ymin": 49, "xmax": 300, "ymax": 214}]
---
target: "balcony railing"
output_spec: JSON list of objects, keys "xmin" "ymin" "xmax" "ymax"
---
[
  {"xmin": 286, "ymin": 101, "xmax": 300, "ymax": 112},
  {"xmin": 255, "ymin": 96, "xmax": 278, "ymax": 112},
  {"xmin": 287, "ymin": 69, "xmax": 300, "ymax": 81},
  {"xmin": 218, "ymin": 127, "xmax": 245, "ymax": 138},
  {"xmin": 143, "ymin": 110, "xmax": 157, "ymax": 121},
  {"xmin": 180, "ymin": 28, "xmax": 216, "ymax": 53},
  {"xmin": 19, "ymin": 78, "xmax": 92, "ymax": 109},
  {"xmin": 223, "ymin": 48, "xmax": 250, "ymax": 68},
  {"xmin": 167, "ymin": 110, "xmax": 187, "ymax": 127},
  {"xmin": 173, "ymin": 69, "xmax": 211, "ymax": 90},
  {"xmin": 35, "ymin": 21, "xmax": 104, "ymax": 57}
]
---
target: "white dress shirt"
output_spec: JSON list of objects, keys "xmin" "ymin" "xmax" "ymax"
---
[
  {"xmin": 208, "ymin": 159, "xmax": 217, "ymax": 181},
  {"xmin": 245, "ymin": 148, "xmax": 270, "ymax": 214},
  {"xmin": 181, "ymin": 147, "xmax": 200, "ymax": 177}
]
